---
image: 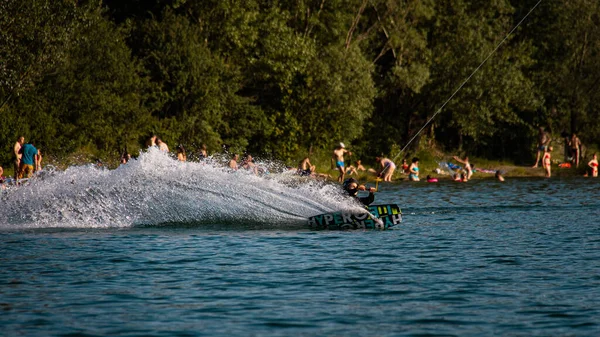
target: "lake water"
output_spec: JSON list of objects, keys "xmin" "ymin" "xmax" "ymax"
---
[{"xmin": 1, "ymin": 151, "xmax": 599, "ymax": 336}]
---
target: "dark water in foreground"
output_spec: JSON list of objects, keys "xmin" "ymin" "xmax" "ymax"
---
[{"xmin": 1, "ymin": 176, "xmax": 600, "ymax": 336}]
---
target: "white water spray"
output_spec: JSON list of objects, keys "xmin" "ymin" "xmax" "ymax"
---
[{"xmin": 0, "ymin": 148, "xmax": 360, "ymax": 230}]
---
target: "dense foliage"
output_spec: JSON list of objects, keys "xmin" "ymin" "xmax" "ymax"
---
[{"xmin": 1, "ymin": 0, "xmax": 599, "ymax": 169}]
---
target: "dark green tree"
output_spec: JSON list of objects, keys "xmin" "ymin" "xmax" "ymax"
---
[
  {"xmin": 519, "ymin": 0, "xmax": 600, "ymax": 149},
  {"xmin": 4, "ymin": 2, "xmax": 151, "ymax": 162},
  {"xmin": 422, "ymin": 0, "xmax": 541, "ymax": 159}
]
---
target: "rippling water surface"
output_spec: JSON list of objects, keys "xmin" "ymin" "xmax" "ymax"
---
[{"xmin": 1, "ymin": 153, "xmax": 599, "ymax": 336}]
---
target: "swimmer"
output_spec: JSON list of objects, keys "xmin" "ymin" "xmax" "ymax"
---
[
  {"xmin": 495, "ymin": 170, "xmax": 505, "ymax": 182},
  {"xmin": 426, "ymin": 175, "xmax": 438, "ymax": 183}
]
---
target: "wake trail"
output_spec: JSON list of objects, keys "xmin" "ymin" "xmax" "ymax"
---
[{"xmin": 0, "ymin": 148, "xmax": 348, "ymax": 230}]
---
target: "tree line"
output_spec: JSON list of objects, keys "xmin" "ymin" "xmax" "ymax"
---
[{"xmin": 1, "ymin": 0, "xmax": 599, "ymax": 169}]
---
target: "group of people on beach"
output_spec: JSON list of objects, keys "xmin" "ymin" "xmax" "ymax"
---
[
  {"xmin": 532, "ymin": 127, "xmax": 598, "ymax": 178},
  {"xmin": 3, "ymin": 127, "xmax": 597, "ymax": 191},
  {"xmin": 141, "ymin": 135, "xmax": 210, "ymax": 163},
  {"xmin": 144, "ymin": 135, "xmax": 260, "ymax": 174},
  {"xmin": 330, "ymin": 142, "xmax": 411, "ymax": 183},
  {"xmin": 304, "ymin": 134, "xmax": 598, "ymax": 189},
  {"xmin": 0, "ymin": 136, "xmax": 43, "ymax": 187},
  {"xmin": 325, "ymin": 142, "xmax": 489, "ymax": 185}
]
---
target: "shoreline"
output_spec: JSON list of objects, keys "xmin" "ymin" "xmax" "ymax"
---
[
  {"xmin": 3, "ymin": 150, "xmax": 594, "ymax": 183},
  {"xmin": 323, "ymin": 163, "xmax": 593, "ymax": 183}
]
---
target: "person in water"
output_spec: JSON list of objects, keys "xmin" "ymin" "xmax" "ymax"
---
[
  {"xmin": 375, "ymin": 157, "xmax": 396, "ymax": 182},
  {"xmin": 588, "ymin": 153, "xmax": 598, "ymax": 177},
  {"xmin": 495, "ymin": 170, "xmax": 505, "ymax": 182},
  {"xmin": 426, "ymin": 175, "xmax": 438, "ymax": 183},
  {"xmin": 408, "ymin": 157, "xmax": 420, "ymax": 181},
  {"xmin": 331, "ymin": 142, "xmax": 351, "ymax": 182},
  {"xmin": 343, "ymin": 178, "xmax": 375, "ymax": 206}
]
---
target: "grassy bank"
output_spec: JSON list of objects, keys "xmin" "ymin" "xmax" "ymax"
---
[{"xmin": 295, "ymin": 147, "xmax": 593, "ymax": 183}]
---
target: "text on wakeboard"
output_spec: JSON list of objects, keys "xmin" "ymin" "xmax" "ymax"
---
[{"xmin": 307, "ymin": 204, "xmax": 402, "ymax": 228}]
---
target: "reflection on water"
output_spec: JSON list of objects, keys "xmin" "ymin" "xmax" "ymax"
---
[{"xmin": 1, "ymin": 165, "xmax": 599, "ymax": 336}]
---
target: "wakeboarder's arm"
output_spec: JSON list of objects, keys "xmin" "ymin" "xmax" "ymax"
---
[{"xmin": 359, "ymin": 191, "xmax": 375, "ymax": 206}]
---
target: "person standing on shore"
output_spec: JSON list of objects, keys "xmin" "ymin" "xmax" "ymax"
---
[
  {"xmin": 453, "ymin": 155, "xmax": 473, "ymax": 180},
  {"xmin": 147, "ymin": 135, "xmax": 157, "ymax": 148},
  {"xmin": 157, "ymin": 138, "xmax": 169, "ymax": 152},
  {"xmin": 569, "ymin": 133, "xmax": 581, "ymax": 167},
  {"xmin": 543, "ymin": 146, "xmax": 553, "ymax": 178},
  {"xmin": 331, "ymin": 143, "xmax": 351, "ymax": 182},
  {"xmin": 401, "ymin": 159, "xmax": 409, "ymax": 174},
  {"xmin": 13, "ymin": 136, "xmax": 24, "ymax": 180},
  {"xmin": 199, "ymin": 144, "xmax": 208, "ymax": 160},
  {"xmin": 18, "ymin": 142, "xmax": 38, "ymax": 179},
  {"xmin": 176, "ymin": 145, "xmax": 187, "ymax": 162},
  {"xmin": 35, "ymin": 149, "xmax": 43, "ymax": 172},
  {"xmin": 533, "ymin": 127, "xmax": 550, "ymax": 168},
  {"xmin": 375, "ymin": 157, "xmax": 396, "ymax": 182}
]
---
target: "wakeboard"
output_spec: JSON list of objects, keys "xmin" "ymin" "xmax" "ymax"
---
[{"xmin": 308, "ymin": 204, "xmax": 402, "ymax": 230}]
